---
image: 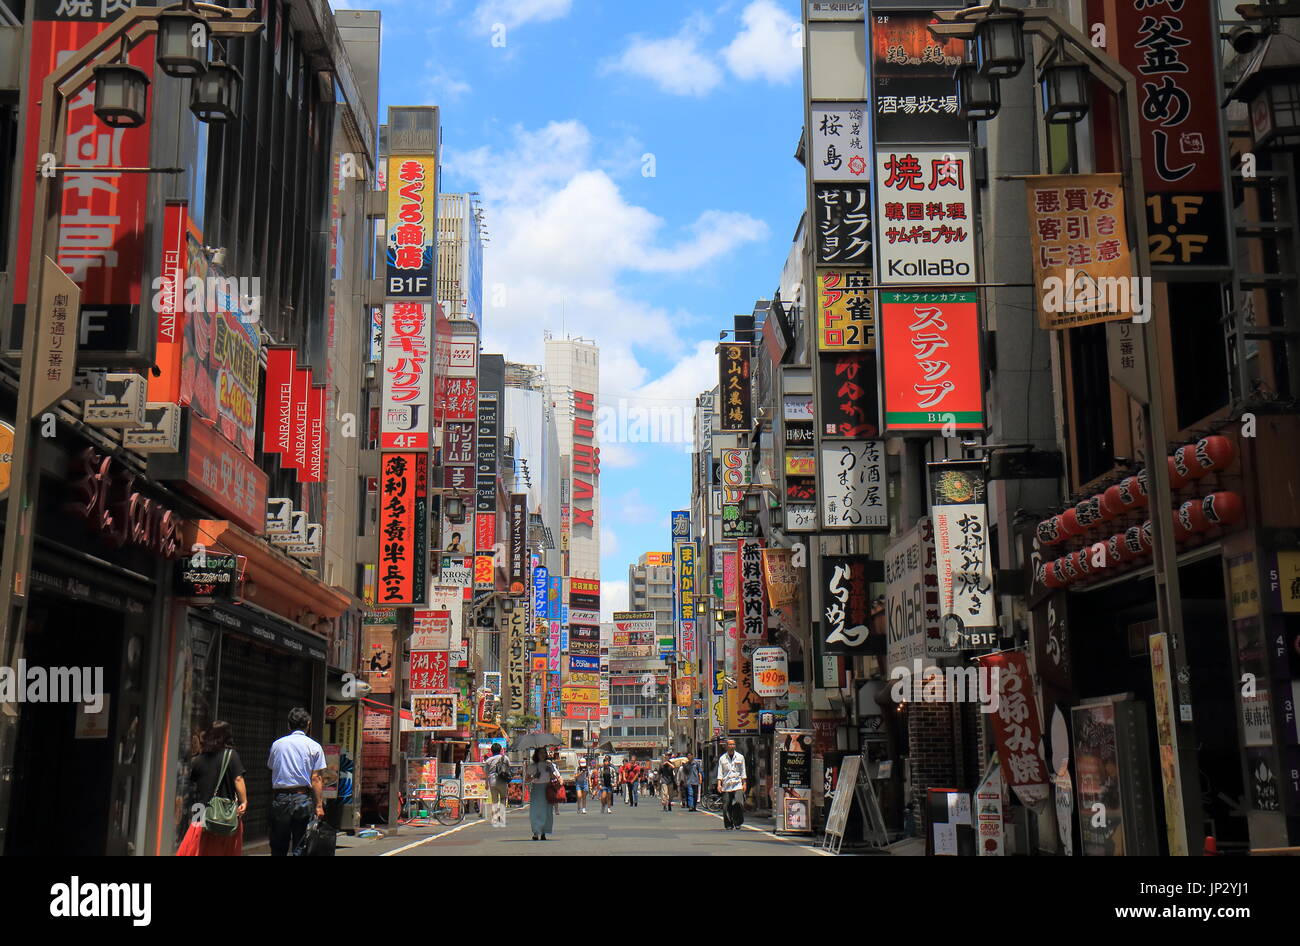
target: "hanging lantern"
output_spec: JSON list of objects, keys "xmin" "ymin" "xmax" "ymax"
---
[
  {"xmin": 1166, "ymin": 454, "xmax": 1192, "ymax": 490},
  {"xmin": 1172, "ymin": 445, "xmax": 1198, "ymax": 483},
  {"xmin": 1105, "ymin": 481, "xmax": 1138, "ymax": 515},
  {"xmin": 1040, "ymin": 39, "xmax": 1090, "ymax": 125},
  {"xmin": 1122, "ymin": 526, "xmax": 1145, "ymax": 561},
  {"xmin": 1202, "ymin": 491, "xmax": 1245, "ymax": 528},
  {"xmin": 1075, "ymin": 495, "xmax": 1103, "ymax": 529},
  {"xmin": 973, "ymin": 0, "xmax": 1026, "ymax": 79},
  {"xmin": 157, "ymin": 1, "xmax": 210, "ymax": 78},
  {"xmin": 191, "ymin": 56, "xmax": 242, "ymax": 122},
  {"xmin": 1043, "ymin": 560, "xmax": 1068, "ymax": 589},
  {"xmin": 1226, "ymin": 32, "xmax": 1300, "ymax": 152},
  {"xmin": 1194, "ymin": 435, "xmax": 1236, "ymax": 474},
  {"xmin": 1058, "ymin": 507, "xmax": 1083, "ymax": 538},
  {"xmin": 1170, "ymin": 508, "xmax": 1193, "ymax": 543},
  {"xmin": 93, "ymin": 45, "xmax": 150, "ymax": 128},
  {"xmin": 1072, "ymin": 549, "xmax": 1093, "ymax": 579},
  {"xmin": 1133, "ymin": 470, "xmax": 1150, "ymax": 505},
  {"xmin": 1139, "ymin": 520, "xmax": 1154, "ymax": 555},
  {"xmin": 1179, "ymin": 499, "xmax": 1210, "ymax": 534},
  {"xmin": 1037, "ymin": 517, "xmax": 1063, "ymax": 546},
  {"xmin": 1105, "ymin": 535, "xmax": 1125, "ymax": 567},
  {"xmin": 956, "ymin": 61, "xmax": 1001, "ymax": 121},
  {"xmin": 1058, "ymin": 555, "xmax": 1078, "ymax": 583}
]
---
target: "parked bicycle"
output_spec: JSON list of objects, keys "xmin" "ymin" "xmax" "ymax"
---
[{"xmin": 700, "ymin": 789, "xmax": 723, "ymax": 813}]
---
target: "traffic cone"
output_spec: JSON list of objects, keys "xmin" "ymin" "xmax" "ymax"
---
[{"xmin": 1203, "ymin": 835, "xmax": 1217, "ymax": 856}]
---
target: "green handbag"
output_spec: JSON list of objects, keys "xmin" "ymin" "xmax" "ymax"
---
[{"xmin": 203, "ymin": 749, "xmax": 240, "ymax": 836}]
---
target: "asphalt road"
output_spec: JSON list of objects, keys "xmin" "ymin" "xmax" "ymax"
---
[{"xmin": 368, "ymin": 797, "xmax": 829, "ymax": 856}]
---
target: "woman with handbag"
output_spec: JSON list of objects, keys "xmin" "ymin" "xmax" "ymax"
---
[
  {"xmin": 527, "ymin": 747, "xmax": 560, "ymax": 841},
  {"xmin": 176, "ymin": 721, "xmax": 248, "ymax": 856}
]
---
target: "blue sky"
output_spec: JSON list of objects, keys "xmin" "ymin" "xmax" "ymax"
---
[{"xmin": 336, "ymin": 0, "xmax": 806, "ymax": 617}]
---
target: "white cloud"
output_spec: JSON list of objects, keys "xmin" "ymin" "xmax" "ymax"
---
[
  {"xmin": 601, "ymin": 18, "xmax": 725, "ymax": 97},
  {"xmin": 600, "ymin": 579, "xmax": 630, "ymax": 623},
  {"xmin": 601, "ymin": 527, "xmax": 620, "ymax": 562},
  {"xmin": 610, "ymin": 488, "xmax": 660, "ymax": 526},
  {"xmin": 722, "ymin": 0, "xmax": 802, "ymax": 84},
  {"xmin": 471, "ymin": 0, "xmax": 571, "ymax": 33},
  {"xmin": 422, "ymin": 62, "xmax": 471, "ymax": 103}
]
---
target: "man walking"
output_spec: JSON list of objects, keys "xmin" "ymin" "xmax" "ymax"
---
[
  {"xmin": 267, "ymin": 707, "xmax": 327, "ymax": 855},
  {"xmin": 619, "ymin": 756, "xmax": 640, "ymax": 806},
  {"xmin": 485, "ymin": 743, "xmax": 512, "ymax": 827},
  {"xmin": 679, "ymin": 752, "xmax": 702, "ymax": 811},
  {"xmin": 715, "ymin": 739, "xmax": 747, "ymax": 830}
]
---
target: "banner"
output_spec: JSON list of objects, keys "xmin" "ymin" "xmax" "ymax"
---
[
  {"xmin": 1025, "ymin": 174, "xmax": 1137, "ymax": 330},
  {"xmin": 301, "ymin": 384, "xmax": 326, "ymax": 483},
  {"xmin": 816, "ymin": 271, "xmax": 873, "ymax": 351},
  {"xmin": 727, "ymin": 639, "xmax": 761, "ymax": 734},
  {"xmin": 976, "ymin": 651, "xmax": 1049, "ymax": 809},
  {"xmin": 880, "ymin": 291, "xmax": 983, "ymax": 431},
  {"xmin": 737, "ymin": 539, "xmax": 767, "ymax": 640},
  {"xmin": 1088, "ymin": 0, "xmax": 1229, "ymax": 270},
  {"xmin": 761, "ymin": 548, "xmax": 799, "ymax": 611},
  {"xmin": 822, "ymin": 556, "xmax": 873, "ymax": 653},
  {"xmin": 386, "ymin": 153, "xmax": 436, "ymax": 297},
  {"xmin": 381, "ymin": 302, "xmax": 433, "ymax": 448},
  {"xmin": 719, "ymin": 344, "xmax": 751, "ymax": 432},
  {"xmin": 929, "ymin": 459, "xmax": 996, "ymax": 644},
  {"xmin": 818, "ymin": 351, "xmax": 880, "ymax": 438},
  {"xmin": 263, "ymin": 347, "xmax": 296, "ymax": 455},
  {"xmin": 875, "ymin": 147, "xmax": 975, "ymax": 285},
  {"xmin": 821, "ymin": 440, "xmax": 888, "ymax": 529},
  {"xmin": 377, "ymin": 453, "xmax": 428, "ymax": 605}
]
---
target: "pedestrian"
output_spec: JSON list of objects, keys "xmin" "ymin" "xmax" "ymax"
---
[
  {"xmin": 679, "ymin": 752, "xmax": 702, "ymax": 812},
  {"xmin": 715, "ymin": 738, "xmax": 747, "ymax": 830},
  {"xmin": 485, "ymin": 743, "xmax": 512, "ymax": 827},
  {"xmin": 619, "ymin": 756, "xmax": 640, "ymax": 807},
  {"xmin": 267, "ymin": 707, "xmax": 327, "ymax": 855},
  {"xmin": 598, "ymin": 755, "xmax": 618, "ymax": 813},
  {"xmin": 574, "ymin": 759, "xmax": 590, "ymax": 814},
  {"xmin": 176, "ymin": 720, "xmax": 248, "ymax": 856},
  {"xmin": 658, "ymin": 754, "xmax": 676, "ymax": 811},
  {"xmin": 527, "ymin": 747, "xmax": 559, "ymax": 841}
]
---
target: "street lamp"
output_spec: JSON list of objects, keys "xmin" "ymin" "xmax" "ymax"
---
[
  {"xmin": 156, "ymin": 0, "xmax": 209, "ymax": 78},
  {"xmin": 190, "ymin": 54, "xmax": 241, "ymax": 122},
  {"xmin": 1227, "ymin": 31, "xmax": 1300, "ymax": 150},
  {"xmin": 444, "ymin": 494, "xmax": 466, "ymax": 524},
  {"xmin": 92, "ymin": 42, "xmax": 151, "ymax": 128},
  {"xmin": 1041, "ymin": 39, "xmax": 1091, "ymax": 124},
  {"xmin": 957, "ymin": 60, "xmax": 1001, "ymax": 121},
  {"xmin": 973, "ymin": 0, "xmax": 1027, "ymax": 79},
  {"xmin": 742, "ymin": 491, "xmax": 762, "ymax": 518}
]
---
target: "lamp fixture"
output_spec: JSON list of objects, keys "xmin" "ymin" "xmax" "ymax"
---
[
  {"xmin": 157, "ymin": 0, "xmax": 210, "ymax": 78},
  {"xmin": 957, "ymin": 59, "xmax": 1001, "ymax": 121},
  {"xmin": 1040, "ymin": 38, "xmax": 1091, "ymax": 124},
  {"xmin": 973, "ymin": 0, "xmax": 1027, "ymax": 79},
  {"xmin": 93, "ymin": 39, "xmax": 150, "ymax": 128},
  {"xmin": 190, "ymin": 44, "xmax": 241, "ymax": 122}
]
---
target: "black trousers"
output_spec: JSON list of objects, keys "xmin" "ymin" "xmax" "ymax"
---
[
  {"xmin": 721, "ymin": 789, "xmax": 745, "ymax": 828},
  {"xmin": 269, "ymin": 791, "xmax": 314, "ymax": 856}
]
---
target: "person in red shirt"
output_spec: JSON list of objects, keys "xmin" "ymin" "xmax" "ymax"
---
[{"xmin": 619, "ymin": 758, "xmax": 641, "ymax": 807}]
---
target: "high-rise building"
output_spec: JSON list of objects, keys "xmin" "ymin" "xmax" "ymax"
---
[
  {"xmin": 629, "ymin": 552, "xmax": 675, "ymax": 648},
  {"xmin": 544, "ymin": 335, "xmax": 601, "ymax": 581},
  {"xmin": 436, "ymin": 192, "xmax": 486, "ymax": 326}
]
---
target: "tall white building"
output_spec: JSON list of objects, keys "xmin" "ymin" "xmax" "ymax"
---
[
  {"xmin": 436, "ymin": 193, "xmax": 485, "ymax": 326},
  {"xmin": 544, "ymin": 336, "xmax": 601, "ymax": 581}
]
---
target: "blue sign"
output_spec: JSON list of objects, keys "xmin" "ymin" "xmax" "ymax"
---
[
  {"xmin": 671, "ymin": 510, "xmax": 690, "ymax": 543},
  {"xmin": 561, "ymin": 603, "xmax": 569, "ymax": 625},
  {"xmin": 561, "ymin": 629, "xmax": 570, "ymax": 650},
  {"xmin": 570, "ymin": 655, "xmax": 600, "ymax": 672},
  {"xmin": 548, "ymin": 576, "xmax": 561, "ymax": 620},
  {"xmin": 533, "ymin": 566, "xmax": 549, "ymax": 620}
]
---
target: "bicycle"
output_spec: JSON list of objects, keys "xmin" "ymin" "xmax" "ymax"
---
[
  {"xmin": 700, "ymin": 790, "xmax": 723, "ymax": 813},
  {"xmin": 429, "ymin": 783, "xmax": 465, "ymax": 826}
]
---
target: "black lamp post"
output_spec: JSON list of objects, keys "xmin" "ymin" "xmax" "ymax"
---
[
  {"xmin": 191, "ymin": 54, "xmax": 241, "ymax": 122},
  {"xmin": 1228, "ymin": 31, "xmax": 1300, "ymax": 151},
  {"xmin": 92, "ymin": 42, "xmax": 150, "ymax": 128},
  {"xmin": 973, "ymin": 0, "xmax": 1026, "ymax": 79},
  {"xmin": 957, "ymin": 60, "xmax": 1000, "ymax": 121},
  {"xmin": 1041, "ymin": 40, "xmax": 1091, "ymax": 124},
  {"xmin": 157, "ymin": 0, "xmax": 209, "ymax": 78}
]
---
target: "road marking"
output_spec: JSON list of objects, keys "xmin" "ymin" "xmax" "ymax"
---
[
  {"xmin": 381, "ymin": 817, "xmax": 487, "ymax": 855},
  {"xmin": 700, "ymin": 810, "xmax": 833, "ymax": 856}
]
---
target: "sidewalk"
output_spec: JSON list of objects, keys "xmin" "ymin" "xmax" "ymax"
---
[{"xmin": 241, "ymin": 809, "xmax": 499, "ymax": 856}]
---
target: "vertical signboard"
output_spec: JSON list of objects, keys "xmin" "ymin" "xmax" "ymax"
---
[
  {"xmin": 476, "ymin": 392, "xmax": 499, "ymax": 518},
  {"xmin": 572, "ymin": 390, "xmax": 599, "ymax": 532},
  {"xmin": 718, "ymin": 344, "xmax": 751, "ymax": 432},
  {"xmin": 737, "ymin": 539, "xmax": 767, "ymax": 641},
  {"xmin": 506, "ymin": 607, "xmax": 527, "ymax": 716},
  {"xmin": 880, "ymin": 291, "xmax": 983, "ymax": 431},
  {"xmin": 381, "ymin": 302, "xmax": 433, "ymax": 448},
  {"xmin": 377, "ymin": 453, "xmax": 428, "ymax": 606},
  {"xmin": 822, "ymin": 555, "xmax": 873, "ymax": 653},
  {"xmin": 816, "ymin": 270, "xmax": 874, "ymax": 351},
  {"xmin": 508, "ymin": 494, "xmax": 527, "ymax": 595},
  {"xmin": 263, "ymin": 347, "xmax": 297, "ymax": 456},
  {"xmin": 884, "ymin": 518, "xmax": 951, "ymax": 675},
  {"xmin": 874, "ymin": 147, "xmax": 976, "ymax": 285},
  {"xmin": 821, "ymin": 440, "xmax": 888, "ymax": 529},
  {"xmin": 814, "ymin": 185, "xmax": 873, "ymax": 266},
  {"xmin": 386, "ymin": 153, "xmax": 436, "ymax": 297},
  {"xmin": 811, "ymin": 104, "xmax": 870, "ymax": 182},
  {"xmin": 929, "ymin": 459, "xmax": 997, "ymax": 647},
  {"xmin": 676, "ymin": 542, "xmax": 696, "ymax": 624}
]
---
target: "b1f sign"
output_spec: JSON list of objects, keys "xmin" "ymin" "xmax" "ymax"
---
[{"xmin": 875, "ymin": 147, "xmax": 976, "ymax": 286}]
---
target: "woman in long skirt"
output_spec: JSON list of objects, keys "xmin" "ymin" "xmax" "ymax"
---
[
  {"xmin": 527, "ymin": 747, "xmax": 558, "ymax": 841},
  {"xmin": 176, "ymin": 721, "xmax": 248, "ymax": 856}
]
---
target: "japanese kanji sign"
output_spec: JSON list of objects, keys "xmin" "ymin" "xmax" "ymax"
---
[
  {"xmin": 33, "ymin": 258, "xmax": 81, "ymax": 417},
  {"xmin": 508, "ymin": 493, "xmax": 527, "ymax": 594},
  {"xmin": 718, "ymin": 343, "xmax": 751, "ymax": 432},
  {"xmin": 871, "ymin": 11, "xmax": 966, "ymax": 143},
  {"xmin": 811, "ymin": 103, "xmax": 870, "ymax": 182},
  {"xmin": 822, "ymin": 555, "xmax": 873, "ymax": 652},
  {"xmin": 814, "ymin": 185, "xmax": 872, "ymax": 265},
  {"xmin": 818, "ymin": 351, "xmax": 881, "ymax": 438},
  {"xmin": 880, "ymin": 291, "xmax": 983, "ymax": 431},
  {"xmin": 761, "ymin": 548, "xmax": 799, "ymax": 611},
  {"xmin": 1025, "ymin": 173, "xmax": 1137, "ymax": 330},
  {"xmin": 977, "ymin": 650, "xmax": 1049, "ymax": 809},
  {"xmin": 817, "ymin": 270, "xmax": 874, "ymax": 351},
  {"xmin": 505, "ymin": 606, "xmax": 527, "ymax": 716},
  {"xmin": 385, "ymin": 153, "xmax": 436, "ymax": 297},
  {"xmin": 1087, "ymin": 0, "xmax": 1229, "ymax": 270},
  {"xmin": 821, "ymin": 440, "xmax": 888, "ymax": 529},
  {"xmin": 884, "ymin": 517, "xmax": 952, "ymax": 676},
  {"xmin": 736, "ymin": 538, "xmax": 767, "ymax": 641},
  {"xmin": 875, "ymin": 147, "xmax": 975, "ymax": 285},
  {"xmin": 381, "ymin": 302, "xmax": 433, "ymax": 448},
  {"xmin": 377, "ymin": 452, "xmax": 429, "ymax": 606},
  {"xmin": 928, "ymin": 459, "xmax": 997, "ymax": 641}
]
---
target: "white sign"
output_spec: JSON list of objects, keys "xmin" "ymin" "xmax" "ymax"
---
[
  {"xmin": 282, "ymin": 522, "xmax": 323, "ymax": 558},
  {"xmin": 821, "ymin": 440, "xmax": 887, "ymax": 529},
  {"xmin": 812, "ymin": 104, "xmax": 870, "ymax": 183},
  {"xmin": 426, "ymin": 584, "xmax": 464, "ymax": 646},
  {"xmin": 930, "ymin": 462, "xmax": 997, "ymax": 635},
  {"xmin": 85, "ymin": 373, "xmax": 146, "ymax": 428},
  {"xmin": 569, "ymin": 608, "xmax": 600, "ymax": 626},
  {"xmin": 752, "ymin": 646, "xmax": 789, "ymax": 697},
  {"xmin": 265, "ymin": 498, "xmax": 294, "ymax": 536},
  {"xmin": 440, "ymin": 556, "xmax": 472, "ymax": 588},
  {"xmin": 875, "ymin": 147, "xmax": 976, "ymax": 285},
  {"xmin": 123, "ymin": 402, "xmax": 181, "ymax": 453},
  {"xmin": 809, "ymin": 0, "xmax": 864, "ymax": 19},
  {"xmin": 785, "ymin": 503, "xmax": 817, "ymax": 533},
  {"xmin": 884, "ymin": 518, "xmax": 954, "ymax": 676},
  {"xmin": 975, "ymin": 764, "xmax": 1004, "ymax": 856},
  {"xmin": 381, "ymin": 302, "xmax": 433, "ymax": 449}
]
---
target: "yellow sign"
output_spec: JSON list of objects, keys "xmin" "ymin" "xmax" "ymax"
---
[
  {"xmin": 817, "ymin": 270, "xmax": 874, "ymax": 351},
  {"xmin": 1277, "ymin": 551, "xmax": 1300, "ymax": 613},
  {"xmin": 644, "ymin": 552, "xmax": 673, "ymax": 566},
  {"xmin": 561, "ymin": 686, "xmax": 598, "ymax": 704},
  {"xmin": 0, "ymin": 421, "xmax": 12, "ymax": 499},
  {"xmin": 1228, "ymin": 553, "xmax": 1260, "ymax": 620}
]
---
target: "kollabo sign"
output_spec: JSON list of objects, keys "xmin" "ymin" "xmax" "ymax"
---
[
  {"xmin": 752, "ymin": 647, "xmax": 789, "ymax": 697},
  {"xmin": 875, "ymin": 147, "xmax": 975, "ymax": 285}
]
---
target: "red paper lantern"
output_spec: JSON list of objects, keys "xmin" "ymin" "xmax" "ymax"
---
[
  {"xmin": 1075, "ymin": 496, "xmax": 1103, "ymax": 530},
  {"xmin": 1202, "ymin": 491, "xmax": 1245, "ymax": 528},
  {"xmin": 1122, "ymin": 526, "xmax": 1145, "ymax": 560},
  {"xmin": 1073, "ymin": 549, "xmax": 1093, "ymax": 578},
  {"xmin": 1194, "ymin": 435, "xmax": 1236, "ymax": 474},
  {"xmin": 1126, "ymin": 474, "xmax": 1149, "ymax": 508},
  {"xmin": 1105, "ymin": 535, "xmax": 1125, "ymax": 567},
  {"xmin": 1138, "ymin": 521, "xmax": 1154, "ymax": 555},
  {"xmin": 1059, "ymin": 555, "xmax": 1079, "ymax": 583},
  {"xmin": 1043, "ymin": 560, "xmax": 1067, "ymax": 589},
  {"xmin": 1100, "ymin": 485, "xmax": 1128, "ymax": 519},
  {"xmin": 1037, "ymin": 518, "xmax": 1063, "ymax": 546},
  {"xmin": 1167, "ymin": 454, "xmax": 1192, "ymax": 490},
  {"xmin": 1059, "ymin": 507, "xmax": 1083, "ymax": 537},
  {"xmin": 1170, "ymin": 507, "xmax": 1193, "ymax": 543},
  {"xmin": 1173, "ymin": 444, "xmax": 1201, "ymax": 481},
  {"xmin": 1179, "ymin": 498, "xmax": 1210, "ymax": 533}
]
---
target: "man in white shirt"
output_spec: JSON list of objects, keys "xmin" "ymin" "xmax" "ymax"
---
[
  {"xmin": 267, "ymin": 707, "xmax": 327, "ymax": 855},
  {"xmin": 715, "ymin": 738, "xmax": 747, "ymax": 830},
  {"xmin": 484, "ymin": 743, "xmax": 512, "ymax": 827}
]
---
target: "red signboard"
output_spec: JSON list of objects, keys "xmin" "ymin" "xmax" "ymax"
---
[
  {"xmin": 150, "ymin": 202, "xmax": 188, "ymax": 404},
  {"xmin": 880, "ymin": 291, "xmax": 983, "ymax": 431},
  {"xmin": 976, "ymin": 650, "xmax": 1050, "ymax": 808},
  {"xmin": 572, "ymin": 390, "xmax": 599, "ymax": 528},
  {"xmin": 475, "ymin": 511, "xmax": 495, "ymax": 552},
  {"xmin": 570, "ymin": 578, "xmax": 600, "ymax": 596},
  {"xmin": 440, "ymin": 376, "xmax": 479, "ymax": 421},
  {"xmin": 410, "ymin": 650, "xmax": 450, "ymax": 691},
  {"xmin": 378, "ymin": 453, "xmax": 429, "ymax": 606},
  {"xmin": 177, "ymin": 409, "xmax": 269, "ymax": 535},
  {"xmin": 263, "ymin": 347, "xmax": 296, "ymax": 456},
  {"xmin": 301, "ymin": 384, "xmax": 326, "ymax": 484},
  {"xmin": 289, "ymin": 367, "xmax": 310, "ymax": 470}
]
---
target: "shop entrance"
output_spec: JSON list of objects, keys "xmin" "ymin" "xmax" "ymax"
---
[{"xmin": 4, "ymin": 596, "xmax": 124, "ymax": 855}]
